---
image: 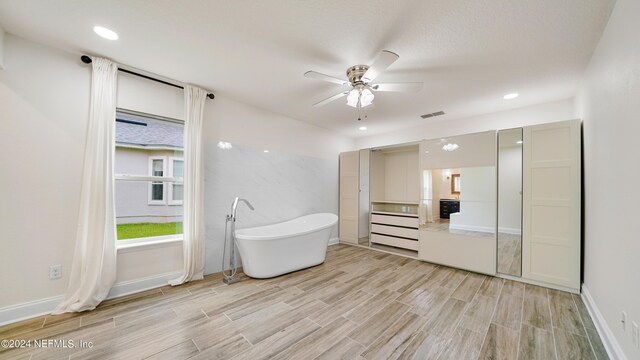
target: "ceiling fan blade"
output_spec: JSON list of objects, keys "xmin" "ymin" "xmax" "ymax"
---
[
  {"xmin": 312, "ymin": 91, "xmax": 349, "ymax": 107},
  {"xmin": 371, "ymin": 82, "xmax": 423, "ymax": 92},
  {"xmin": 362, "ymin": 50, "xmax": 399, "ymax": 82},
  {"xmin": 304, "ymin": 71, "xmax": 348, "ymax": 86}
]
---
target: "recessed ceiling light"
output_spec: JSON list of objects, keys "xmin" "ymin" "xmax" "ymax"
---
[
  {"xmin": 359, "ymin": 126, "xmax": 367, "ymax": 131},
  {"xmin": 263, "ymin": 150, "xmax": 269, "ymax": 153},
  {"xmin": 503, "ymin": 93, "xmax": 519, "ymax": 100},
  {"xmin": 516, "ymin": 140, "xmax": 523, "ymax": 144},
  {"xmin": 93, "ymin": 26, "xmax": 119, "ymax": 40}
]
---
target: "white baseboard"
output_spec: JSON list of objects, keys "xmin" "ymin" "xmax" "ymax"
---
[
  {"xmin": 581, "ymin": 284, "xmax": 628, "ymax": 360},
  {"xmin": 498, "ymin": 226, "xmax": 522, "ymax": 235},
  {"xmin": 0, "ymin": 271, "xmax": 181, "ymax": 327},
  {"xmin": 106, "ymin": 271, "xmax": 182, "ymax": 299},
  {"xmin": 449, "ymin": 223, "xmax": 494, "ymax": 233},
  {"xmin": 0, "ymin": 295, "xmax": 65, "ymax": 326},
  {"xmin": 328, "ymin": 237, "xmax": 339, "ymax": 245}
]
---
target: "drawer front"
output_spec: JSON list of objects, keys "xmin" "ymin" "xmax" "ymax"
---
[
  {"xmin": 371, "ymin": 214, "xmax": 419, "ymax": 228},
  {"xmin": 371, "ymin": 233, "xmax": 419, "ymax": 251},
  {"xmin": 371, "ymin": 224, "xmax": 419, "ymax": 239}
]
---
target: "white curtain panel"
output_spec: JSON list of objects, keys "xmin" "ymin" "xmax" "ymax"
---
[
  {"xmin": 419, "ymin": 170, "xmax": 434, "ymax": 225},
  {"xmin": 170, "ymin": 85, "xmax": 207, "ymax": 285},
  {"xmin": 54, "ymin": 57, "xmax": 118, "ymax": 313}
]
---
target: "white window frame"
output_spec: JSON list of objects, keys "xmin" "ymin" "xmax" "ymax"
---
[
  {"xmin": 168, "ymin": 156, "xmax": 184, "ymax": 205},
  {"xmin": 148, "ymin": 156, "xmax": 167, "ymax": 205}
]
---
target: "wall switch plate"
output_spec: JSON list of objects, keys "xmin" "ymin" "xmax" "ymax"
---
[
  {"xmin": 632, "ymin": 322, "xmax": 639, "ymax": 348},
  {"xmin": 622, "ymin": 311, "xmax": 627, "ymax": 331},
  {"xmin": 49, "ymin": 265, "xmax": 61, "ymax": 279}
]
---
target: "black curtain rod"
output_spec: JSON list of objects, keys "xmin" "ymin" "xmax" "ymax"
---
[{"xmin": 81, "ymin": 55, "xmax": 214, "ymax": 99}]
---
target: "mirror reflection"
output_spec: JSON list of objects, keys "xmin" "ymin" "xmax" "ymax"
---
[
  {"xmin": 497, "ymin": 128, "xmax": 523, "ymax": 276},
  {"xmin": 421, "ymin": 167, "xmax": 495, "ymax": 238},
  {"xmin": 418, "ymin": 131, "xmax": 497, "ymax": 274},
  {"xmin": 451, "ymin": 174, "xmax": 460, "ymax": 194},
  {"xmin": 358, "ymin": 149, "xmax": 370, "ymax": 246}
]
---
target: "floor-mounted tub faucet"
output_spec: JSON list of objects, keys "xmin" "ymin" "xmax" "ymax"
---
[{"xmin": 223, "ymin": 197, "xmax": 254, "ymax": 284}]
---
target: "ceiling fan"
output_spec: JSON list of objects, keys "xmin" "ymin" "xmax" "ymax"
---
[{"xmin": 304, "ymin": 50, "xmax": 423, "ymax": 113}]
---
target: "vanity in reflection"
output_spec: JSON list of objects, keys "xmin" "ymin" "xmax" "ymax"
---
[{"xmin": 339, "ymin": 119, "xmax": 581, "ymax": 292}]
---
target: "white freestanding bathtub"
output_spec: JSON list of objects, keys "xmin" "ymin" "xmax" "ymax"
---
[{"xmin": 234, "ymin": 213, "xmax": 338, "ymax": 278}]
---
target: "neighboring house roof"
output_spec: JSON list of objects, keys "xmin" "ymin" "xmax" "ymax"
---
[{"xmin": 115, "ymin": 113, "xmax": 183, "ymax": 149}]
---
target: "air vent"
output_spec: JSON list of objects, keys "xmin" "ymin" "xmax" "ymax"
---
[{"xmin": 420, "ymin": 111, "xmax": 446, "ymax": 119}]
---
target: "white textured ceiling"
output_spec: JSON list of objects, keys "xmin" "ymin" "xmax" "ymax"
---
[{"xmin": 0, "ymin": 0, "xmax": 615, "ymax": 138}]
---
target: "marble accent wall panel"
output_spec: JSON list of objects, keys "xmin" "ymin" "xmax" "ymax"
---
[{"xmin": 204, "ymin": 141, "xmax": 339, "ymax": 275}]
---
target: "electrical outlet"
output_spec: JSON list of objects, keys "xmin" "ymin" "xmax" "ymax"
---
[
  {"xmin": 622, "ymin": 311, "xmax": 627, "ymax": 331},
  {"xmin": 633, "ymin": 322, "xmax": 639, "ymax": 348},
  {"xmin": 49, "ymin": 265, "xmax": 61, "ymax": 280}
]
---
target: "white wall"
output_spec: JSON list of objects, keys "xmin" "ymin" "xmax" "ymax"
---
[
  {"xmin": 437, "ymin": 169, "xmax": 459, "ymax": 201},
  {"xmin": 0, "ymin": 34, "xmax": 355, "ymax": 319},
  {"xmin": 575, "ymin": 0, "xmax": 640, "ymax": 358},
  {"xmin": 449, "ymin": 166, "xmax": 496, "ymax": 232},
  {"xmin": 0, "ymin": 34, "xmax": 89, "ymax": 309},
  {"xmin": 357, "ymin": 98, "xmax": 575, "ymax": 149},
  {"xmin": 203, "ymin": 96, "xmax": 353, "ymax": 160}
]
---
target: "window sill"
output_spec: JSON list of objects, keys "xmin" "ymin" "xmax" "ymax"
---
[{"xmin": 116, "ymin": 236, "xmax": 183, "ymax": 253}]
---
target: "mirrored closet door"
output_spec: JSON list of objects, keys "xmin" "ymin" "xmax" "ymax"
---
[
  {"xmin": 497, "ymin": 128, "xmax": 523, "ymax": 277},
  {"xmin": 418, "ymin": 131, "xmax": 497, "ymax": 274}
]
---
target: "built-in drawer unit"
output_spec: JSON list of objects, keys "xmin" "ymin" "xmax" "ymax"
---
[
  {"xmin": 370, "ymin": 209, "xmax": 419, "ymax": 251},
  {"xmin": 371, "ymin": 213, "xmax": 419, "ymax": 228},
  {"xmin": 370, "ymin": 233, "xmax": 419, "ymax": 251},
  {"xmin": 371, "ymin": 224, "xmax": 419, "ymax": 239}
]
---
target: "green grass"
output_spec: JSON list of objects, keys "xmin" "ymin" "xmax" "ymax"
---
[{"xmin": 117, "ymin": 222, "xmax": 183, "ymax": 240}]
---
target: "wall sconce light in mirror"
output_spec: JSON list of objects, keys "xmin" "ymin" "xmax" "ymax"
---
[{"xmin": 451, "ymin": 173, "xmax": 461, "ymax": 194}]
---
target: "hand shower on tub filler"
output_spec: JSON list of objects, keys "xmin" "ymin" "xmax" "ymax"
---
[{"xmin": 222, "ymin": 197, "xmax": 254, "ymax": 284}]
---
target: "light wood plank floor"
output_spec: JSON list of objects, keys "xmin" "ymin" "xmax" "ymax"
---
[
  {"xmin": 497, "ymin": 233, "xmax": 522, "ymax": 277},
  {"xmin": 0, "ymin": 245, "xmax": 608, "ymax": 360}
]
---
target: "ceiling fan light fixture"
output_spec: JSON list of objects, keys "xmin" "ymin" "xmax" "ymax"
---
[
  {"xmin": 346, "ymin": 89, "xmax": 360, "ymax": 107},
  {"xmin": 360, "ymin": 89, "xmax": 374, "ymax": 107}
]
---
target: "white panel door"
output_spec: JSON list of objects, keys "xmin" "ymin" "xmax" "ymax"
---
[
  {"xmin": 339, "ymin": 151, "xmax": 359, "ymax": 244},
  {"xmin": 522, "ymin": 120, "xmax": 581, "ymax": 290}
]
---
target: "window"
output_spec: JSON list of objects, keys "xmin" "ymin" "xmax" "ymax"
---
[
  {"xmin": 114, "ymin": 109, "xmax": 184, "ymax": 242},
  {"xmin": 148, "ymin": 156, "xmax": 167, "ymax": 204},
  {"xmin": 168, "ymin": 157, "xmax": 184, "ymax": 205}
]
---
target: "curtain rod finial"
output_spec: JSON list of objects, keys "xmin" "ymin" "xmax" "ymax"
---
[
  {"xmin": 207, "ymin": 93, "xmax": 215, "ymax": 99},
  {"xmin": 81, "ymin": 55, "xmax": 92, "ymax": 64}
]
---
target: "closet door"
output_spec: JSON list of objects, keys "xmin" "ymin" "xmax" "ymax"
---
[
  {"xmin": 522, "ymin": 120, "xmax": 581, "ymax": 290},
  {"xmin": 339, "ymin": 151, "xmax": 359, "ymax": 244}
]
